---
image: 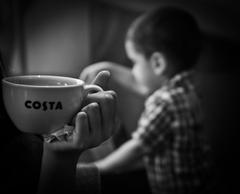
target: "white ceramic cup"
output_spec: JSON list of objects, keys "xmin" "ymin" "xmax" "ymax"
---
[{"xmin": 2, "ymin": 75, "xmax": 103, "ymax": 135}]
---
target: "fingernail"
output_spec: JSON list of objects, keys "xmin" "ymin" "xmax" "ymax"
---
[
  {"xmin": 90, "ymin": 102, "xmax": 99, "ymax": 107},
  {"xmin": 101, "ymin": 70, "xmax": 110, "ymax": 75},
  {"xmin": 78, "ymin": 111, "xmax": 87, "ymax": 118}
]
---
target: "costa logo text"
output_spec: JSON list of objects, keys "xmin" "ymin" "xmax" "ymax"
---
[{"xmin": 25, "ymin": 100, "xmax": 63, "ymax": 111}]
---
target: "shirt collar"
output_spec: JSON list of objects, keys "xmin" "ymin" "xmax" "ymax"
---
[{"xmin": 167, "ymin": 71, "xmax": 194, "ymax": 90}]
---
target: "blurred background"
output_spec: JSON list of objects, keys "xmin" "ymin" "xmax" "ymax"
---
[
  {"xmin": 0, "ymin": 0, "xmax": 239, "ymax": 77},
  {"xmin": 1, "ymin": 0, "xmax": 239, "ymax": 193}
]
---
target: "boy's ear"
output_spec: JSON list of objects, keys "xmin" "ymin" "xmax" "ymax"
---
[{"xmin": 150, "ymin": 52, "xmax": 166, "ymax": 75}]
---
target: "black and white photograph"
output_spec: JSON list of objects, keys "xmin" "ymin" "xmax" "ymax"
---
[{"xmin": 0, "ymin": 0, "xmax": 239, "ymax": 194}]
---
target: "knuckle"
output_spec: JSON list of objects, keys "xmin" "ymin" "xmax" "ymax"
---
[
  {"xmin": 90, "ymin": 102, "xmax": 99, "ymax": 109},
  {"xmin": 83, "ymin": 102, "xmax": 98, "ymax": 112},
  {"xmin": 104, "ymin": 93, "xmax": 115, "ymax": 102},
  {"xmin": 107, "ymin": 90, "xmax": 117, "ymax": 98}
]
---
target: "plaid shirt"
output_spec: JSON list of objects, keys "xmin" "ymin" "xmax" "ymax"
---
[{"xmin": 132, "ymin": 71, "xmax": 211, "ymax": 194}]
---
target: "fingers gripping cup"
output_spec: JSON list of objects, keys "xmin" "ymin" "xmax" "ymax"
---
[{"xmin": 2, "ymin": 75, "xmax": 103, "ymax": 135}]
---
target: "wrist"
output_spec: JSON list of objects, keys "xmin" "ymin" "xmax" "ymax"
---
[
  {"xmin": 43, "ymin": 142, "xmax": 81, "ymax": 164},
  {"xmin": 95, "ymin": 160, "xmax": 108, "ymax": 174}
]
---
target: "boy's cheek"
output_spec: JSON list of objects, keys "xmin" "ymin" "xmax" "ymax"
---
[
  {"xmin": 132, "ymin": 66, "xmax": 143, "ymax": 83},
  {"xmin": 132, "ymin": 66, "xmax": 149, "ymax": 86}
]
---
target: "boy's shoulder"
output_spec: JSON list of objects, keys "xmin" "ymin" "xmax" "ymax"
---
[
  {"xmin": 145, "ymin": 87, "xmax": 174, "ymax": 113},
  {"xmin": 145, "ymin": 71, "xmax": 196, "ymax": 108}
]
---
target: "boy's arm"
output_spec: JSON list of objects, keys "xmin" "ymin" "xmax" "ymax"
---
[{"xmin": 95, "ymin": 138, "xmax": 147, "ymax": 174}]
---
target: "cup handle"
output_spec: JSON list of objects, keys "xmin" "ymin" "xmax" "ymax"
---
[{"xmin": 84, "ymin": 84, "xmax": 103, "ymax": 95}]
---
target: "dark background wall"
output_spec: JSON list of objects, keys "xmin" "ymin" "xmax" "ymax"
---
[{"xmin": 0, "ymin": 0, "xmax": 239, "ymax": 76}]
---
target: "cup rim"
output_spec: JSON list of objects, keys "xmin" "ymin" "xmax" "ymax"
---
[{"xmin": 2, "ymin": 75, "xmax": 84, "ymax": 88}]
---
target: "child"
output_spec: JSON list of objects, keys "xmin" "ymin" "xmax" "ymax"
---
[{"xmin": 89, "ymin": 6, "xmax": 212, "ymax": 194}]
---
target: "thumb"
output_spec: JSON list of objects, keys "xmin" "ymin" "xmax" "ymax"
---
[{"xmin": 91, "ymin": 70, "xmax": 111, "ymax": 90}]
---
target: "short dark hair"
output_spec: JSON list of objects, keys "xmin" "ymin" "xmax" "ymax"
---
[{"xmin": 126, "ymin": 6, "xmax": 202, "ymax": 72}]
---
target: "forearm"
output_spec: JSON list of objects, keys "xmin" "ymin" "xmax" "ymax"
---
[
  {"xmin": 95, "ymin": 138, "xmax": 145, "ymax": 174},
  {"xmin": 37, "ymin": 143, "xmax": 80, "ymax": 194}
]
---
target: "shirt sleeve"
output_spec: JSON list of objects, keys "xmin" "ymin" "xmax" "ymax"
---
[
  {"xmin": 132, "ymin": 100, "xmax": 173, "ymax": 152},
  {"xmin": 76, "ymin": 163, "xmax": 101, "ymax": 194},
  {"xmin": 1, "ymin": 134, "xmax": 43, "ymax": 194}
]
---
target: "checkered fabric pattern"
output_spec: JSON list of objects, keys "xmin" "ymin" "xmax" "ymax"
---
[{"xmin": 132, "ymin": 71, "xmax": 211, "ymax": 194}]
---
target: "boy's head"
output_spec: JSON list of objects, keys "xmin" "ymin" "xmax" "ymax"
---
[{"xmin": 125, "ymin": 6, "xmax": 202, "ymax": 92}]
